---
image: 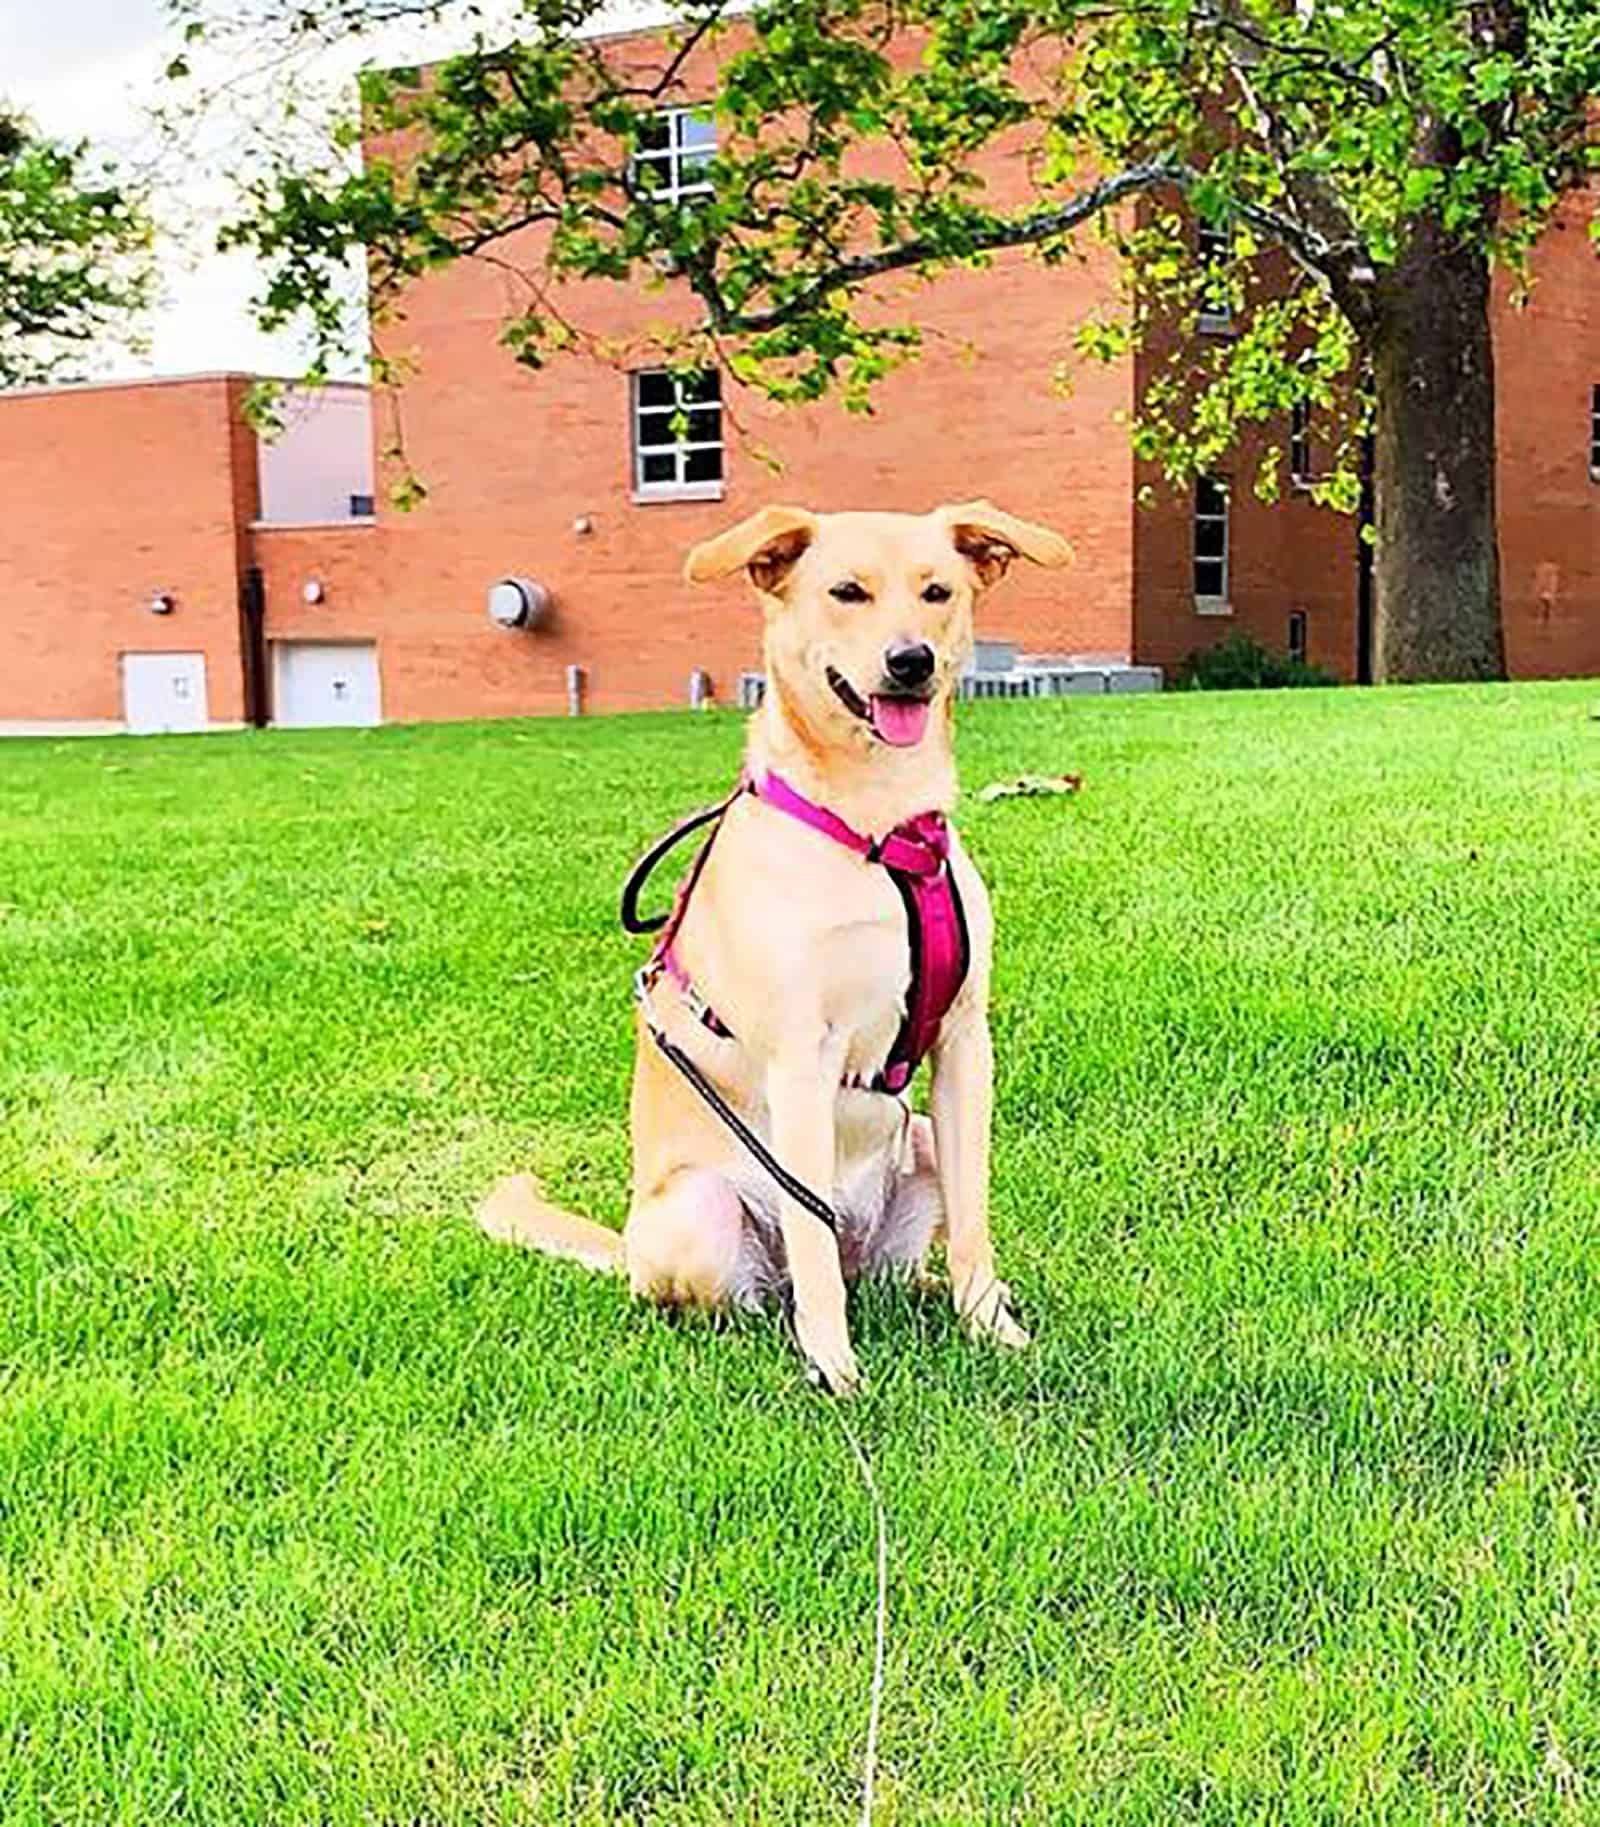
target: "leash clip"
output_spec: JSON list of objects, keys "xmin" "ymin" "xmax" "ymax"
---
[{"xmin": 635, "ymin": 958, "xmax": 714, "ymax": 1033}]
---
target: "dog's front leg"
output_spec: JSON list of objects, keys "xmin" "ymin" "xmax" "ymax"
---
[
  {"xmin": 767, "ymin": 1044, "xmax": 858, "ymax": 1394},
  {"xmin": 932, "ymin": 1007, "xmax": 1029, "ymax": 1348}
]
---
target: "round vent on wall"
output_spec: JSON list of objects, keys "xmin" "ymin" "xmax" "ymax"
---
[{"xmin": 487, "ymin": 576, "xmax": 550, "ymax": 631}]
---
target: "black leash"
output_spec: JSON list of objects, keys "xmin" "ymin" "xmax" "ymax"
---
[
  {"xmin": 619, "ymin": 794, "xmax": 741, "ymax": 936},
  {"xmin": 635, "ymin": 968, "xmax": 840, "ymax": 1235},
  {"xmin": 624, "ymin": 789, "xmax": 843, "ymax": 1237}
]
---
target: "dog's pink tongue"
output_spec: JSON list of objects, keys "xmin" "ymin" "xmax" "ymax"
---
[{"xmin": 870, "ymin": 695, "xmax": 930, "ymax": 747}]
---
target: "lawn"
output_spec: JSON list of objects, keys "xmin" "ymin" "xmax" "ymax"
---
[{"xmin": 4, "ymin": 680, "xmax": 1600, "ymax": 1825}]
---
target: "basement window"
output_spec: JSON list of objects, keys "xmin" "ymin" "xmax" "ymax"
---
[
  {"xmin": 1591, "ymin": 383, "xmax": 1600, "ymax": 478},
  {"xmin": 632, "ymin": 368, "xmax": 724, "ymax": 501},
  {"xmin": 1288, "ymin": 608, "xmax": 1308, "ymax": 664},
  {"xmin": 1194, "ymin": 475, "xmax": 1231, "ymax": 611},
  {"xmin": 631, "ymin": 106, "xmax": 716, "ymax": 205}
]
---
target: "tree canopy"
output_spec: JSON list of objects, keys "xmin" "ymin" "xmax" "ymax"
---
[{"xmin": 0, "ymin": 113, "xmax": 152, "ymax": 388}]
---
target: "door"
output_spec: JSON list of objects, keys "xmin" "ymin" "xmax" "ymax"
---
[
  {"xmin": 273, "ymin": 641, "xmax": 381, "ymax": 729},
  {"xmin": 122, "ymin": 652, "xmax": 208, "ymax": 734}
]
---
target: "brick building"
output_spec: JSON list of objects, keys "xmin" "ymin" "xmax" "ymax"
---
[{"xmin": 2, "ymin": 54, "xmax": 1598, "ymax": 732}]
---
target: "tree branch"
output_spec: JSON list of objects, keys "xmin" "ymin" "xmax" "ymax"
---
[
  {"xmin": 1194, "ymin": 0, "xmax": 1376, "ymax": 321},
  {"xmin": 696, "ymin": 159, "xmax": 1182, "ymax": 333},
  {"xmin": 1199, "ymin": 5, "xmax": 1394, "ymax": 104},
  {"xmin": 693, "ymin": 157, "xmax": 1361, "ymax": 336},
  {"xmin": 611, "ymin": 6, "xmax": 731, "ymax": 103}
]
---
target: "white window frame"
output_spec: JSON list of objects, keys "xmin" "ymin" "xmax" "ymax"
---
[
  {"xmin": 1590, "ymin": 383, "xmax": 1600, "ymax": 480},
  {"xmin": 1197, "ymin": 223, "xmax": 1233, "ymax": 333},
  {"xmin": 1194, "ymin": 475, "xmax": 1231, "ymax": 612},
  {"xmin": 1290, "ymin": 399, "xmax": 1314, "ymax": 489},
  {"xmin": 630, "ymin": 106, "xmax": 716, "ymax": 206},
  {"xmin": 631, "ymin": 368, "xmax": 725, "ymax": 503}
]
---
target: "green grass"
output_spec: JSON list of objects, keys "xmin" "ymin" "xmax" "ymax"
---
[{"xmin": 4, "ymin": 681, "xmax": 1600, "ymax": 1825}]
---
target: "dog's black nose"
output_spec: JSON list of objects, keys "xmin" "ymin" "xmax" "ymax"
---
[{"xmin": 883, "ymin": 641, "xmax": 935, "ymax": 689}]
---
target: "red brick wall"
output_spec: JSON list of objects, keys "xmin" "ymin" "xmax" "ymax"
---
[
  {"xmin": 1131, "ymin": 192, "xmax": 1600, "ymax": 687},
  {"xmin": 346, "ymin": 23, "xmax": 1135, "ymax": 718},
  {"xmin": 243, "ymin": 157, "xmax": 1600, "ymax": 707},
  {"xmin": 1495, "ymin": 193, "xmax": 1600, "ymax": 680},
  {"xmin": 1126, "ymin": 221, "xmax": 1362, "ymax": 683},
  {"xmin": 0, "ymin": 375, "xmax": 250, "ymax": 723},
  {"xmin": 1132, "ymin": 436, "xmax": 1361, "ymax": 683},
  {"xmin": 253, "ymin": 522, "xmax": 386, "ymax": 716},
  {"xmin": 354, "ymin": 230, "xmax": 1133, "ymax": 717}
]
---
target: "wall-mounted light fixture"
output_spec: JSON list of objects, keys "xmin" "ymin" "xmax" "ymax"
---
[
  {"xmin": 487, "ymin": 576, "xmax": 551, "ymax": 631},
  {"xmin": 148, "ymin": 591, "xmax": 176, "ymax": 616},
  {"xmin": 302, "ymin": 579, "xmax": 326, "ymax": 605},
  {"xmin": 573, "ymin": 514, "xmax": 594, "ymax": 536}
]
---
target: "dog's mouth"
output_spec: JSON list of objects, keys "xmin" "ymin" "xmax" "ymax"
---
[{"xmin": 826, "ymin": 666, "xmax": 934, "ymax": 749}]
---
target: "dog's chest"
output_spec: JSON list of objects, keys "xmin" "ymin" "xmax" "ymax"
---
[
  {"xmin": 806, "ymin": 877, "xmax": 915, "ymax": 1082},
  {"xmin": 687, "ymin": 800, "xmax": 976, "ymax": 1087}
]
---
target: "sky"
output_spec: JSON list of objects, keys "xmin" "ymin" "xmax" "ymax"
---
[
  {"xmin": 4, "ymin": 0, "xmax": 659, "ymax": 384},
  {"xmin": 5, "ymin": 0, "xmax": 313, "ymax": 377}
]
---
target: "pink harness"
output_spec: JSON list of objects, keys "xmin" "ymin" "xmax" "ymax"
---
[{"xmin": 622, "ymin": 773, "xmax": 970, "ymax": 1095}]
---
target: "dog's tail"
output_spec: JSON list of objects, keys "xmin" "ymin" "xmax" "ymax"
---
[{"xmin": 475, "ymin": 1173, "xmax": 625, "ymax": 1274}]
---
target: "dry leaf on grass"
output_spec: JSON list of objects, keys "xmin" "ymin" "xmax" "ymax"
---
[{"xmin": 976, "ymin": 773, "xmax": 1083, "ymax": 804}]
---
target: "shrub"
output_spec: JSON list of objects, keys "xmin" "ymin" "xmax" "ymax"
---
[{"xmin": 1177, "ymin": 633, "xmax": 1339, "ymax": 691}]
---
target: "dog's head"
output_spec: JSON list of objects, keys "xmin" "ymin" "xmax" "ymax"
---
[{"xmin": 685, "ymin": 503, "xmax": 1072, "ymax": 751}]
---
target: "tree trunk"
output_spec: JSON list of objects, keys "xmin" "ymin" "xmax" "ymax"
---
[{"xmin": 1369, "ymin": 223, "xmax": 1506, "ymax": 683}]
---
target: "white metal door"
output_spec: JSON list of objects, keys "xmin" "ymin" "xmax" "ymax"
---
[
  {"xmin": 122, "ymin": 652, "xmax": 208, "ymax": 734},
  {"xmin": 274, "ymin": 641, "xmax": 381, "ymax": 729}
]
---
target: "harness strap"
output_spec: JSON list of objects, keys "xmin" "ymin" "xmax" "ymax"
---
[
  {"xmin": 751, "ymin": 771, "xmax": 965, "ymax": 1095},
  {"xmin": 754, "ymin": 772, "xmax": 948, "ymax": 877},
  {"xmin": 880, "ymin": 857, "xmax": 969, "ymax": 1095},
  {"xmin": 621, "ymin": 770, "xmax": 967, "ymax": 1208}
]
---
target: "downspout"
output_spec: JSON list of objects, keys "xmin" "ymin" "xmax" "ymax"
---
[{"xmin": 239, "ymin": 564, "xmax": 269, "ymax": 727}]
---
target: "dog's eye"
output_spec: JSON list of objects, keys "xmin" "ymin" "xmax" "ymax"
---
[
  {"xmin": 829, "ymin": 580, "xmax": 871, "ymax": 604},
  {"xmin": 922, "ymin": 582, "xmax": 953, "ymax": 604}
]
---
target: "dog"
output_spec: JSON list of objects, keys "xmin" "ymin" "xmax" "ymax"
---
[{"xmin": 478, "ymin": 501, "xmax": 1071, "ymax": 1391}]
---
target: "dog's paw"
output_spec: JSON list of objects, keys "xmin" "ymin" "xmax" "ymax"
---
[
  {"xmin": 794, "ymin": 1308, "xmax": 863, "ymax": 1395},
  {"xmin": 475, "ymin": 1173, "xmax": 541, "ymax": 1242},
  {"xmin": 956, "ymin": 1276, "xmax": 1031, "ymax": 1351}
]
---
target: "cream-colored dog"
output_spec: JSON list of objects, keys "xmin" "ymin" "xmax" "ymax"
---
[{"xmin": 478, "ymin": 500, "xmax": 1071, "ymax": 1391}]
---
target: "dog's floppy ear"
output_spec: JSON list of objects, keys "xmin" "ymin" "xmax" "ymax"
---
[
  {"xmin": 941, "ymin": 500, "xmax": 1073, "ymax": 589},
  {"xmin": 684, "ymin": 505, "xmax": 820, "ymax": 594}
]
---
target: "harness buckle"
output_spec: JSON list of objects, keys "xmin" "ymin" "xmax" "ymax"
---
[
  {"xmin": 636, "ymin": 958, "xmax": 716, "ymax": 1036},
  {"xmin": 633, "ymin": 961, "xmax": 662, "ymax": 1013}
]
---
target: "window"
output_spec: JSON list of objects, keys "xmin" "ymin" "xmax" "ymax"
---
[
  {"xmin": 632, "ymin": 368, "xmax": 724, "ymax": 498},
  {"xmin": 1590, "ymin": 384, "xmax": 1600, "ymax": 478},
  {"xmin": 1289, "ymin": 401, "xmax": 1313, "ymax": 488},
  {"xmin": 1193, "ymin": 475, "xmax": 1230, "ymax": 607},
  {"xmin": 1288, "ymin": 608, "xmax": 1308, "ymax": 663},
  {"xmin": 631, "ymin": 106, "xmax": 716, "ymax": 204},
  {"xmin": 1197, "ymin": 222, "xmax": 1232, "ymax": 332}
]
